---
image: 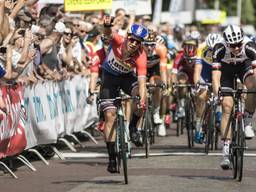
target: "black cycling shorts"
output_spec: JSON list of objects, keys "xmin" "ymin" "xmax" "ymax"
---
[
  {"xmin": 220, "ymin": 59, "xmax": 253, "ymax": 90},
  {"xmin": 99, "ymin": 69, "xmax": 138, "ymax": 111},
  {"xmin": 147, "ymin": 64, "xmax": 160, "ymax": 79}
]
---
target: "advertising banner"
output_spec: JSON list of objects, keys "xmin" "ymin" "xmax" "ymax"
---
[
  {"xmin": 64, "ymin": 0, "xmax": 112, "ymax": 12},
  {"xmin": 0, "ymin": 85, "xmax": 27, "ymax": 158}
]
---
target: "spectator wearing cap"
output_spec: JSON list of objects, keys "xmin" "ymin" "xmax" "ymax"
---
[{"xmin": 40, "ymin": 21, "xmax": 65, "ymax": 80}]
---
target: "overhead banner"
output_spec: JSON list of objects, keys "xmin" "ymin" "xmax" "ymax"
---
[
  {"xmin": 196, "ymin": 9, "xmax": 226, "ymax": 24},
  {"xmin": 64, "ymin": 0, "xmax": 112, "ymax": 12}
]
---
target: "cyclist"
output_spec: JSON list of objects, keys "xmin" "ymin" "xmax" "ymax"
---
[
  {"xmin": 193, "ymin": 33, "xmax": 223, "ymax": 143},
  {"xmin": 171, "ymin": 36, "xmax": 198, "ymax": 120},
  {"xmin": 142, "ymin": 29, "xmax": 168, "ymax": 136},
  {"xmin": 87, "ymin": 16, "xmax": 148, "ymax": 173},
  {"xmin": 212, "ymin": 25, "xmax": 256, "ymax": 169}
]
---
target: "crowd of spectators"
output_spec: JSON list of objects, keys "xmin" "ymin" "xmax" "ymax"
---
[{"xmin": 0, "ymin": 0, "xmax": 222, "ymax": 114}]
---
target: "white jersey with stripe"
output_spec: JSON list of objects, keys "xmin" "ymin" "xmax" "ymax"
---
[{"xmin": 212, "ymin": 36, "xmax": 256, "ymax": 69}]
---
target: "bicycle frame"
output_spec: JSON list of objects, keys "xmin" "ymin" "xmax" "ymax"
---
[
  {"xmin": 98, "ymin": 92, "xmax": 139, "ymax": 184},
  {"xmin": 173, "ymin": 84, "xmax": 195, "ymax": 148},
  {"xmin": 220, "ymin": 86, "xmax": 256, "ymax": 182}
]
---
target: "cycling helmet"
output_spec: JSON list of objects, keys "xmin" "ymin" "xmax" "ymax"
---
[
  {"xmin": 205, "ymin": 33, "xmax": 223, "ymax": 49},
  {"xmin": 144, "ymin": 29, "xmax": 157, "ymax": 42},
  {"xmin": 156, "ymin": 35, "xmax": 166, "ymax": 45},
  {"xmin": 223, "ymin": 25, "xmax": 244, "ymax": 44},
  {"xmin": 182, "ymin": 38, "xmax": 197, "ymax": 57},
  {"xmin": 128, "ymin": 23, "xmax": 148, "ymax": 41}
]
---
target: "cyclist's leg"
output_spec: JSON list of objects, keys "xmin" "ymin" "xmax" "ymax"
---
[
  {"xmin": 150, "ymin": 76, "xmax": 162, "ymax": 123},
  {"xmin": 219, "ymin": 64, "xmax": 234, "ymax": 169},
  {"xmin": 121, "ymin": 73, "xmax": 144, "ymax": 146},
  {"xmin": 194, "ymin": 88, "xmax": 208, "ymax": 143},
  {"xmin": 241, "ymin": 61, "xmax": 256, "ymax": 139},
  {"xmin": 99, "ymin": 70, "xmax": 119, "ymax": 173}
]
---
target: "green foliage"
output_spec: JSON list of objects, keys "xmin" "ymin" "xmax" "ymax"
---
[{"xmin": 241, "ymin": 0, "xmax": 255, "ymax": 24}]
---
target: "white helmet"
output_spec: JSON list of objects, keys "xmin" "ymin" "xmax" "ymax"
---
[
  {"xmin": 223, "ymin": 25, "xmax": 244, "ymax": 44},
  {"xmin": 205, "ymin": 33, "xmax": 223, "ymax": 49},
  {"xmin": 156, "ymin": 35, "xmax": 165, "ymax": 44}
]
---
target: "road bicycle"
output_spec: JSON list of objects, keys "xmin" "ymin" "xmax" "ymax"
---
[
  {"xmin": 199, "ymin": 83, "xmax": 220, "ymax": 154},
  {"xmin": 142, "ymin": 83, "xmax": 166, "ymax": 158},
  {"xmin": 173, "ymin": 84, "xmax": 195, "ymax": 148},
  {"xmin": 98, "ymin": 91, "xmax": 140, "ymax": 184},
  {"xmin": 219, "ymin": 83, "xmax": 256, "ymax": 181}
]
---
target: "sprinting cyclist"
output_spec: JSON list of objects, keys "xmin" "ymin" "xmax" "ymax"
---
[
  {"xmin": 141, "ymin": 29, "xmax": 168, "ymax": 136},
  {"xmin": 171, "ymin": 37, "xmax": 198, "ymax": 119},
  {"xmin": 87, "ymin": 16, "xmax": 148, "ymax": 173},
  {"xmin": 212, "ymin": 25, "xmax": 256, "ymax": 169},
  {"xmin": 193, "ymin": 33, "xmax": 223, "ymax": 143}
]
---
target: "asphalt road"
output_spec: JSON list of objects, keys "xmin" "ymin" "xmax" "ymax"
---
[{"xmin": 0, "ymin": 124, "xmax": 256, "ymax": 192}]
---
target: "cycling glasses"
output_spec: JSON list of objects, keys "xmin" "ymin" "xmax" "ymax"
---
[
  {"xmin": 143, "ymin": 42, "xmax": 156, "ymax": 48},
  {"xmin": 229, "ymin": 41, "xmax": 243, "ymax": 49},
  {"xmin": 128, "ymin": 37, "xmax": 141, "ymax": 46}
]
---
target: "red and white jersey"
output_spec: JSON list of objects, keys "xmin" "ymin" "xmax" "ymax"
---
[
  {"xmin": 90, "ymin": 33, "xmax": 147, "ymax": 77},
  {"xmin": 172, "ymin": 51, "xmax": 197, "ymax": 83}
]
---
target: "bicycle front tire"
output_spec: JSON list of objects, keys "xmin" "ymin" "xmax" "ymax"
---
[
  {"xmin": 118, "ymin": 116, "xmax": 128, "ymax": 184},
  {"xmin": 236, "ymin": 116, "xmax": 245, "ymax": 182}
]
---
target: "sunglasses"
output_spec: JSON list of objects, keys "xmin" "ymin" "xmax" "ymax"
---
[
  {"xmin": 143, "ymin": 42, "xmax": 156, "ymax": 48},
  {"xmin": 80, "ymin": 30, "xmax": 87, "ymax": 34},
  {"xmin": 229, "ymin": 42, "xmax": 243, "ymax": 49},
  {"xmin": 73, "ymin": 24, "xmax": 80, "ymax": 27},
  {"xmin": 128, "ymin": 38, "xmax": 141, "ymax": 45},
  {"xmin": 64, "ymin": 32, "xmax": 72, "ymax": 36}
]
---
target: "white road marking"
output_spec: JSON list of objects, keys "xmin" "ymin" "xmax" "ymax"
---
[{"xmin": 54, "ymin": 152, "xmax": 256, "ymax": 159}]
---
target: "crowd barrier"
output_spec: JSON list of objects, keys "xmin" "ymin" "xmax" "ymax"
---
[{"xmin": 0, "ymin": 75, "xmax": 98, "ymax": 160}]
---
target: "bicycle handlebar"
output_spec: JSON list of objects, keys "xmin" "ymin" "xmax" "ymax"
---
[
  {"xmin": 97, "ymin": 96, "xmax": 141, "ymax": 105},
  {"xmin": 172, "ymin": 83, "xmax": 195, "ymax": 88},
  {"xmin": 219, "ymin": 87, "xmax": 256, "ymax": 98},
  {"xmin": 146, "ymin": 82, "xmax": 166, "ymax": 89}
]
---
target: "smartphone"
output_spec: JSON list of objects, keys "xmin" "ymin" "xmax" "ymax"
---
[{"xmin": 0, "ymin": 47, "xmax": 7, "ymax": 54}]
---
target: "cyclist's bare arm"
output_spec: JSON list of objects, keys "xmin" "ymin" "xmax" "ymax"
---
[
  {"xmin": 156, "ymin": 44, "xmax": 168, "ymax": 85},
  {"xmin": 212, "ymin": 43, "xmax": 225, "ymax": 95},
  {"xmin": 193, "ymin": 63, "xmax": 202, "ymax": 84},
  {"xmin": 212, "ymin": 70, "xmax": 221, "ymax": 96}
]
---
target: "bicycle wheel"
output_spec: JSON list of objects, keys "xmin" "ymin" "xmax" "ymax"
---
[
  {"xmin": 204, "ymin": 109, "xmax": 213, "ymax": 154},
  {"xmin": 185, "ymin": 99, "xmax": 194, "ymax": 148},
  {"xmin": 231, "ymin": 120, "xmax": 238, "ymax": 179},
  {"xmin": 236, "ymin": 116, "xmax": 245, "ymax": 182},
  {"xmin": 118, "ymin": 115, "xmax": 128, "ymax": 184},
  {"xmin": 143, "ymin": 109, "xmax": 152, "ymax": 158}
]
